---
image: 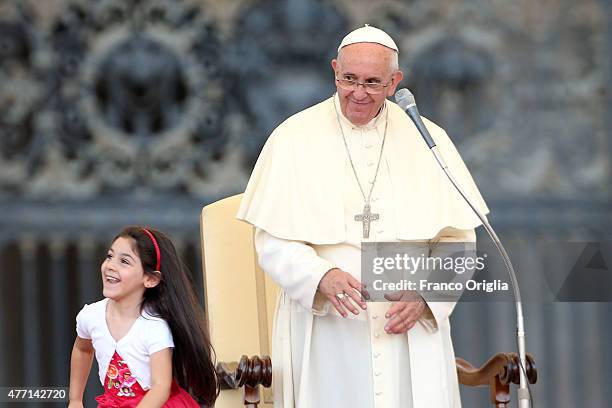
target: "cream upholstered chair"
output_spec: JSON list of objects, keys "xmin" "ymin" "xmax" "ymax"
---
[
  {"xmin": 200, "ymin": 194, "xmax": 537, "ymax": 408},
  {"xmin": 200, "ymin": 194, "xmax": 277, "ymax": 408}
]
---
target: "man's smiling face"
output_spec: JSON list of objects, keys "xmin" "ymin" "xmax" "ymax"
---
[{"xmin": 332, "ymin": 42, "xmax": 403, "ymax": 126}]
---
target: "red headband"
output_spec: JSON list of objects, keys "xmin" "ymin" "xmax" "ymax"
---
[{"xmin": 142, "ymin": 228, "xmax": 161, "ymax": 272}]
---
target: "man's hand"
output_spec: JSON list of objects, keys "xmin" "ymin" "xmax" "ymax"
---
[
  {"xmin": 384, "ymin": 291, "xmax": 426, "ymax": 334},
  {"xmin": 318, "ymin": 268, "xmax": 368, "ymax": 317}
]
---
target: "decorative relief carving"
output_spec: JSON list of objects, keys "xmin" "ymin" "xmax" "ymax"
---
[
  {"xmin": 226, "ymin": 0, "xmax": 349, "ymax": 166},
  {"xmin": 0, "ymin": 1, "xmax": 46, "ymax": 190},
  {"xmin": 375, "ymin": 0, "xmax": 608, "ymax": 199},
  {"xmin": 0, "ymin": 0, "xmax": 229, "ymax": 199},
  {"xmin": 0, "ymin": 0, "xmax": 608, "ymax": 200}
]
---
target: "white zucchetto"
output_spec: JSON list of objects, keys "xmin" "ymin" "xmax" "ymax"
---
[{"xmin": 337, "ymin": 24, "xmax": 399, "ymax": 52}]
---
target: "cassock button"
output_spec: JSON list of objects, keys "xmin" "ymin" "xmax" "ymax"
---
[
  {"xmin": 372, "ymin": 314, "xmax": 378, "ymax": 319},
  {"xmin": 374, "ymin": 352, "xmax": 381, "ymax": 358},
  {"xmin": 374, "ymin": 332, "xmax": 380, "ymax": 339},
  {"xmin": 367, "ymin": 162, "xmax": 374, "ymax": 167},
  {"xmin": 375, "ymin": 372, "xmax": 382, "ymax": 377},
  {"xmin": 377, "ymin": 230, "xmax": 384, "ymax": 234},
  {"xmin": 365, "ymin": 144, "xmax": 373, "ymax": 149},
  {"xmin": 375, "ymin": 391, "xmax": 383, "ymax": 396}
]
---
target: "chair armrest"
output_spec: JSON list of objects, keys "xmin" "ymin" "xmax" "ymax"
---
[
  {"xmin": 216, "ymin": 355, "xmax": 272, "ymax": 407},
  {"xmin": 456, "ymin": 353, "xmax": 536, "ymax": 407},
  {"xmin": 216, "ymin": 355, "xmax": 272, "ymax": 389},
  {"xmin": 456, "ymin": 352, "xmax": 537, "ymax": 386}
]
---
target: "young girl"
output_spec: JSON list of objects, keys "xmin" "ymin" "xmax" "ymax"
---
[{"xmin": 69, "ymin": 226, "xmax": 218, "ymax": 407}]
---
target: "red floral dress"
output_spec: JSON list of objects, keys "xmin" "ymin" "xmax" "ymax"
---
[{"xmin": 95, "ymin": 351, "xmax": 200, "ymax": 407}]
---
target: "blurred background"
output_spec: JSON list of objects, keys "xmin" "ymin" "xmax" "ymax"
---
[{"xmin": 0, "ymin": 0, "xmax": 610, "ymax": 406}]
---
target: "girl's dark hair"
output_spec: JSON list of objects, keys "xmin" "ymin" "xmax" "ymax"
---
[{"xmin": 114, "ymin": 226, "xmax": 218, "ymax": 406}]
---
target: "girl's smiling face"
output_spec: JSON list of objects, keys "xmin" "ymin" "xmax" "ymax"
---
[{"xmin": 101, "ymin": 236, "xmax": 156, "ymax": 303}]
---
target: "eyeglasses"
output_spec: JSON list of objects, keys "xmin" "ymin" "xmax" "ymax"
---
[{"xmin": 335, "ymin": 77, "xmax": 391, "ymax": 95}]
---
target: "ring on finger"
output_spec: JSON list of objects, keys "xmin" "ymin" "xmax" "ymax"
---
[{"xmin": 336, "ymin": 292, "xmax": 347, "ymax": 301}]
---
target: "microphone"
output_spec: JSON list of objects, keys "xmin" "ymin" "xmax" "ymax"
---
[
  {"xmin": 394, "ymin": 88, "xmax": 436, "ymax": 149},
  {"xmin": 394, "ymin": 88, "xmax": 533, "ymax": 408},
  {"xmin": 394, "ymin": 88, "xmax": 448, "ymax": 171}
]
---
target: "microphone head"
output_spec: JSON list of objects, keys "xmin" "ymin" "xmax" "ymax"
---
[{"xmin": 394, "ymin": 88, "xmax": 416, "ymax": 110}]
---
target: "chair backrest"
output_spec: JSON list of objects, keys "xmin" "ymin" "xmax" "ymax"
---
[{"xmin": 200, "ymin": 194, "xmax": 278, "ymax": 407}]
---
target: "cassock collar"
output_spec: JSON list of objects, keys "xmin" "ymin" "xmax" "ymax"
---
[{"xmin": 333, "ymin": 93, "xmax": 388, "ymax": 132}]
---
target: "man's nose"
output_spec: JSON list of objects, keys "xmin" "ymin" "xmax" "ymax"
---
[{"xmin": 352, "ymin": 84, "xmax": 369, "ymax": 99}]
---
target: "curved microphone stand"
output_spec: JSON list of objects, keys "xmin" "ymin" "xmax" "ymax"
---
[{"xmin": 395, "ymin": 89, "xmax": 531, "ymax": 408}]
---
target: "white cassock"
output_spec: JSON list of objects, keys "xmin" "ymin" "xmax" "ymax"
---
[{"xmin": 237, "ymin": 95, "xmax": 489, "ymax": 408}]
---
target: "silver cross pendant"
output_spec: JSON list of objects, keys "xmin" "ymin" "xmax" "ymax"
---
[{"xmin": 354, "ymin": 203, "xmax": 379, "ymax": 239}]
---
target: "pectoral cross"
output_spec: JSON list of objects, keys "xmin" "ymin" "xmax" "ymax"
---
[{"xmin": 354, "ymin": 203, "xmax": 379, "ymax": 239}]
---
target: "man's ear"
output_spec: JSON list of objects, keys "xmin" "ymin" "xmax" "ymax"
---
[
  {"xmin": 144, "ymin": 272, "xmax": 161, "ymax": 288},
  {"xmin": 331, "ymin": 58, "xmax": 338, "ymax": 73},
  {"xmin": 387, "ymin": 70, "xmax": 404, "ymax": 97}
]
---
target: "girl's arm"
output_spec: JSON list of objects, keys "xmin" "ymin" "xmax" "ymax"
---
[
  {"xmin": 68, "ymin": 336, "xmax": 94, "ymax": 408},
  {"xmin": 136, "ymin": 348, "xmax": 173, "ymax": 408}
]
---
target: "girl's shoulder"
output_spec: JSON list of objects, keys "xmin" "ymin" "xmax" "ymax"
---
[
  {"xmin": 139, "ymin": 308, "xmax": 172, "ymax": 333},
  {"xmin": 75, "ymin": 298, "xmax": 109, "ymax": 339},
  {"xmin": 140, "ymin": 305, "xmax": 167, "ymax": 323},
  {"xmin": 136, "ymin": 308, "xmax": 175, "ymax": 349},
  {"xmin": 77, "ymin": 298, "xmax": 108, "ymax": 318}
]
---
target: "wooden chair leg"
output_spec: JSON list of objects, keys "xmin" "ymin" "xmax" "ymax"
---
[
  {"xmin": 244, "ymin": 385, "xmax": 260, "ymax": 407},
  {"xmin": 490, "ymin": 375, "xmax": 510, "ymax": 407}
]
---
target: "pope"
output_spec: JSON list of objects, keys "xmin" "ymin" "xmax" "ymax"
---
[{"xmin": 238, "ymin": 25, "xmax": 489, "ymax": 408}]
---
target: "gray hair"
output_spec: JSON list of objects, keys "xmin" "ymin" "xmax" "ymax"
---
[{"xmin": 389, "ymin": 51, "xmax": 399, "ymax": 72}]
